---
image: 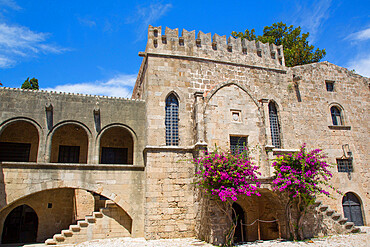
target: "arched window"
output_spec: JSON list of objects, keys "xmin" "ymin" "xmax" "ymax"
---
[
  {"xmin": 342, "ymin": 192, "xmax": 364, "ymax": 226},
  {"xmin": 268, "ymin": 102, "xmax": 281, "ymax": 148},
  {"xmin": 165, "ymin": 93, "xmax": 179, "ymax": 146},
  {"xmin": 331, "ymin": 106, "xmax": 343, "ymax": 125}
]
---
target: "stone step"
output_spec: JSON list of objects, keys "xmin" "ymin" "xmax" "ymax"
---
[
  {"xmin": 351, "ymin": 227, "xmax": 361, "ymax": 233},
  {"xmin": 105, "ymin": 200, "xmax": 116, "ymax": 208},
  {"xmin": 86, "ymin": 216, "xmax": 96, "ymax": 223},
  {"xmin": 62, "ymin": 229, "xmax": 73, "ymax": 237},
  {"xmin": 313, "ymin": 201, "xmax": 322, "ymax": 207},
  {"xmin": 53, "ymin": 234, "xmax": 65, "ymax": 242},
  {"xmin": 332, "ymin": 213, "xmax": 341, "ymax": 220},
  {"xmin": 326, "ymin": 209, "xmax": 335, "ymax": 216},
  {"xmin": 339, "ymin": 218, "xmax": 348, "ymax": 225},
  {"xmin": 45, "ymin": 238, "xmax": 57, "ymax": 245},
  {"xmin": 93, "ymin": 211, "xmax": 103, "ymax": 218},
  {"xmin": 78, "ymin": 220, "xmax": 89, "ymax": 227},
  {"xmin": 344, "ymin": 222, "xmax": 355, "ymax": 229},
  {"xmin": 69, "ymin": 224, "xmax": 81, "ymax": 232},
  {"xmin": 319, "ymin": 205, "xmax": 328, "ymax": 212}
]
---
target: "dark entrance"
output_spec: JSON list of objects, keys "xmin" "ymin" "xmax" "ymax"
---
[
  {"xmin": 2, "ymin": 205, "xmax": 38, "ymax": 244},
  {"xmin": 232, "ymin": 202, "xmax": 246, "ymax": 243},
  {"xmin": 342, "ymin": 192, "xmax": 364, "ymax": 226}
]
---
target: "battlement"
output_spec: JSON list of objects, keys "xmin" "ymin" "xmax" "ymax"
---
[
  {"xmin": 146, "ymin": 26, "xmax": 285, "ymax": 69},
  {"xmin": 0, "ymin": 87, "xmax": 144, "ymax": 102}
]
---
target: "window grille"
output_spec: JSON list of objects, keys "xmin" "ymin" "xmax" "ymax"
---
[
  {"xmin": 331, "ymin": 106, "xmax": 342, "ymax": 125},
  {"xmin": 268, "ymin": 102, "xmax": 281, "ymax": 148},
  {"xmin": 230, "ymin": 136, "xmax": 247, "ymax": 155},
  {"xmin": 337, "ymin": 159, "xmax": 353, "ymax": 172},
  {"xmin": 326, "ymin": 81, "xmax": 334, "ymax": 92},
  {"xmin": 165, "ymin": 93, "xmax": 179, "ymax": 146},
  {"xmin": 58, "ymin": 145, "xmax": 80, "ymax": 163}
]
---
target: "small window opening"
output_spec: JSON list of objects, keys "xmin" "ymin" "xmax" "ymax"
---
[
  {"xmin": 337, "ymin": 159, "xmax": 353, "ymax": 172},
  {"xmin": 47, "ymin": 203, "xmax": 52, "ymax": 208},
  {"xmin": 179, "ymin": 37, "xmax": 184, "ymax": 46},
  {"xmin": 326, "ymin": 81, "xmax": 334, "ymax": 92},
  {"xmin": 196, "ymin": 38, "xmax": 201, "ymax": 47},
  {"xmin": 230, "ymin": 136, "xmax": 247, "ymax": 155}
]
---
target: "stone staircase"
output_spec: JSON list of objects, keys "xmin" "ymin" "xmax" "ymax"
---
[
  {"xmin": 313, "ymin": 200, "xmax": 361, "ymax": 234},
  {"xmin": 45, "ymin": 200, "xmax": 124, "ymax": 245}
]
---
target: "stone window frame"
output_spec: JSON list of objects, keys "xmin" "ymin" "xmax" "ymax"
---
[
  {"xmin": 268, "ymin": 100, "xmax": 282, "ymax": 148},
  {"xmin": 229, "ymin": 135, "xmax": 248, "ymax": 155},
  {"xmin": 325, "ymin": 80, "xmax": 335, "ymax": 92},
  {"xmin": 337, "ymin": 158, "xmax": 353, "ymax": 173},
  {"xmin": 165, "ymin": 92, "xmax": 180, "ymax": 146},
  {"xmin": 230, "ymin": 109, "xmax": 242, "ymax": 123},
  {"xmin": 328, "ymin": 103, "xmax": 351, "ymax": 130}
]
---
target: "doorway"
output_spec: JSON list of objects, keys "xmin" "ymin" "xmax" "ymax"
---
[
  {"xmin": 343, "ymin": 192, "xmax": 364, "ymax": 226},
  {"xmin": 2, "ymin": 205, "xmax": 38, "ymax": 244},
  {"xmin": 232, "ymin": 202, "xmax": 246, "ymax": 243}
]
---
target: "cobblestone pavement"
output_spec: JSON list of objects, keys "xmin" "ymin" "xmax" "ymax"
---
[
  {"xmin": 12, "ymin": 227, "xmax": 370, "ymax": 247},
  {"xmin": 73, "ymin": 228, "xmax": 369, "ymax": 247}
]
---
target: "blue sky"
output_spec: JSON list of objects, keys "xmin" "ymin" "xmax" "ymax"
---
[{"xmin": 0, "ymin": 0, "xmax": 369, "ymax": 97}]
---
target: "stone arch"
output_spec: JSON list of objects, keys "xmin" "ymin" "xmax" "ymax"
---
[
  {"xmin": 342, "ymin": 191, "xmax": 365, "ymax": 226},
  {"xmin": 0, "ymin": 117, "xmax": 42, "ymax": 162},
  {"xmin": 2, "ymin": 204, "xmax": 38, "ymax": 244},
  {"xmin": 164, "ymin": 90, "xmax": 182, "ymax": 104},
  {"xmin": 204, "ymin": 80, "xmax": 260, "ymax": 109},
  {"xmin": 236, "ymin": 188, "xmax": 286, "ymax": 241},
  {"xmin": 96, "ymin": 123, "xmax": 137, "ymax": 164},
  {"xmin": 328, "ymin": 102, "xmax": 346, "ymax": 126},
  {"xmin": 46, "ymin": 121, "xmax": 92, "ymax": 163},
  {"xmin": 202, "ymin": 81, "xmax": 268, "ymax": 172},
  {"xmin": 2, "ymin": 180, "xmax": 134, "ymax": 219}
]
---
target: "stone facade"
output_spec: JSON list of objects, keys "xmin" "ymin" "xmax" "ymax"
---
[{"xmin": 0, "ymin": 25, "xmax": 368, "ymax": 245}]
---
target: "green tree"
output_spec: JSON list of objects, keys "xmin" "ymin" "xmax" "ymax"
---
[
  {"xmin": 232, "ymin": 22, "xmax": 326, "ymax": 67},
  {"xmin": 21, "ymin": 77, "xmax": 39, "ymax": 90}
]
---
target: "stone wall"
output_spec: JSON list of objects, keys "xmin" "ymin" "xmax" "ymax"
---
[
  {"xmin": 144, "ymin": 149, "xmax": 196, "ymax": 239},
  {"xmin": 135, "ymin": 26, "xmax": 369, "ymax": 242},
  {"xmin": 0, "ymin": 188, "xmax": 75, "ymax": 242}
]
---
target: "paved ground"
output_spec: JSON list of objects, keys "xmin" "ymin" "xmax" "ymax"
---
[{"xmin": 3, "ymin": 227, "xmax": 369, "ymax": 247}]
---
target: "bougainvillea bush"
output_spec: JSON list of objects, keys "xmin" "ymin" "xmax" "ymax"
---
[
  {"xmin": 271, "ymin": 144, "xmax": 338, "ymax": 240},
  {"xmin": 194, "ymin": 148, "xmax": 262, "ymax": 245},
  {"xmin": 195, "ymin": 148, "xmax": 261, "ymax": 201}
]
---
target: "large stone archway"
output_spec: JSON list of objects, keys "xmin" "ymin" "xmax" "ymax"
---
[{"xmin": 236, "ymin": 189, "xmax": 286, "ymax": 242}]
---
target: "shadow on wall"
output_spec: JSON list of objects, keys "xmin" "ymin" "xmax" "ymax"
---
[
  {"xmin": 101, "ymin": 203, "xmax": 133, "ymax": 235},
  {"xmin": 0, "ymin": 166, "xmax": 5, "ymax": 210}
]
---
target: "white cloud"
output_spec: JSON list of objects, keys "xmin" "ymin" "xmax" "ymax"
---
[
  {"xmin": 77, "ymin": 17, "xmax": 96, "ymax": 28},
  {"xmin": 127, "ymin": 2, "xmax": 172, "ymax": 40},
  {"xmin": 291, "ymin": 0, "xmax": 332, "ymax": 42},
  {"xmin": 348, "ymin": 55, "xmax": 370, "ymax": 78},
  {"xmin": 346, "ymin": 27, "xmax": 370, "ymax": 41},
  {"xmin": 42, "ymin": 74, "xmax": 137, "ymax": 98},
  {"xmin": 0, "ymin": 0, "xmax": 21, "ymax": 10},
  {"xmin": 0, "ymin": 23, "xmax": 68, "ymax": 68}
]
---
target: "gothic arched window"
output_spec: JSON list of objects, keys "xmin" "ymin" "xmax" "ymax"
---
[
  {"xmin": 331, "ymin": 106, "xmax": 343, "ymax": 125},
  {"xmin": 165, "ymin": 93, "xmax": 179, "ymax": 146},
  {"xmin": 269, "ymin": 102, "xmax": 281, "ymax": 148}
]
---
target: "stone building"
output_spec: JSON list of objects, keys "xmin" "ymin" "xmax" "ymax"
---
[{"xmin": 0, "ymin": 25, "xmax": 368, "ymax": 245}]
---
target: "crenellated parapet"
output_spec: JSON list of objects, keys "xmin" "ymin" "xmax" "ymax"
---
[
  {"xmin": 146, "ymin": 26, "xmax": 285, "ymax": 69},
  {"xmin": 0, "ymin": 87, "xmax": 144, "ymax": 102}
]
